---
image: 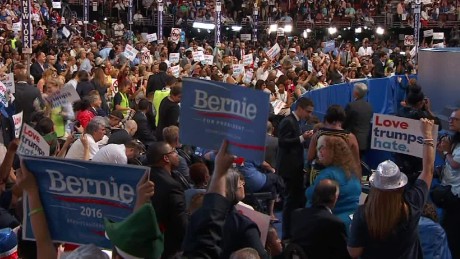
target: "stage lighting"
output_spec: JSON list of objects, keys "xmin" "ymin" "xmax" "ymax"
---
[
  {"xmin": 231, "ymin": 26, "xmax": 242, "ymax": 31},
  {"xmin": 269, "ymin": 24, "xmax": 278, "ymax": 33},
  {"xmin": 328, "ymin": 27, "xmax": 337, "ymax": 35},
  {"xmin": 376, "ymin": 27, "xmax": 385, "ymax": 35},
  {"xmin": 192, "ymin": 22, "xmax": 215, "ymax": 30},
  {"xmin": 355, "ymin": 27, "xmax": 362, "ymax": 33},
  {"xmin": 284, "ymin": 24, "xmax": 293, "ymax": 33}
]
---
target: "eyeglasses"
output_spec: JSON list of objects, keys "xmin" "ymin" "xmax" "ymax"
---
[
  {"xmin": 449, "ymin": 117, "xmax": 460, "ymax": 122},
  {"xmin": 163, "ymin": 149, "xmax": 177, "ymax": 156}
]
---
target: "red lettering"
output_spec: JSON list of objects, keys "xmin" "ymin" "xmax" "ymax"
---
[
  {"xmin": 24, "ymin": 127, "xmax": 40, "ymax": 143},
  {"xmin": 375, "ymin": 115, "xmax": 409, "ymax": 129}
]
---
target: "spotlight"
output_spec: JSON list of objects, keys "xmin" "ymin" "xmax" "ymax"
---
[
  {"xmin": 328, "ymin": 27, "xmax": 337, "ymax": 35},
  {"xmin": 231, "ymin": 26, "xmax": 242, "ymax": 31},
  {"xmin": 192, "ymin": 22, "xmax": 215, "ymax": 30},
  {"xmin": 355, "ymin": 27, "xmax": 362, "ymax": 33},
  {"xmin": 269, "ymin": 24, "xmax": 278, "ymax": 33},
  {"xmin": 284, "ymin": 24, "xmax": 293, "ymax": 33},
  {"xmin": 376, "ymin": 27, "xmax": 385, "ymax": 35},
  {"xmin": 306, "ymin": 28, "xmax": 312, "ymax": 33}
]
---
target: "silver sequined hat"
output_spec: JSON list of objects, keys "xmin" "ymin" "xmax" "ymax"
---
[{"xmin": 369, "ymin": 160, "xmax": 408, "ymax": 190}]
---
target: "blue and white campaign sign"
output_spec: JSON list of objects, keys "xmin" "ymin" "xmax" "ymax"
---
[
  {"xmin": 180, "ymin": 78, "xmax": 269, "ymax": 162},
  {"xmin": 324, "ymin": 40, "xmax": 335, "ymax": 53},
  {"xmin": 21, "ymin": 157, "xmax": 149, "ymax": 248}
]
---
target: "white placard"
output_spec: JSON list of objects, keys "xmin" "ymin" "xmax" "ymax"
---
[
  {"xmin": 232, "ymin": 64, "xmax": 244, "ymax": 77},
  {"xmin": 170, "ymin": 28, "xmax": 181, "ymax": 43},
  {"xmin": 243, "ymin": 70, "xmax": 253, "ymax": 84},
  {"xmin": 0, "ymin": 81, "xmax": 7, "ymax": 106},
  {"xmin": 404, "ymin": 35, "xmax": 414, "ymax": 46},
  {"xmin": 2, "ymin": 73, "xmax": 15, "ymax": 93},
  {"xmin": 192, "ymin": 51, "xmax": 205, "ymax": 61},
  {"xmin": 52, "ymin": 1, "xmax": 61, "ymax": 8},
  {"xmin": 271, "ymin": 100, "xmax": 285, "ymax": 115},
  {"xmin": 12, "ymin": 111, "xmax": 23, "ymax": 138},
  {"xmin": 433, "ymin": 32, "xmax": 444, "ymax": 40},
  {"xmin": 276, "ymin": 28, "xmax": 284, "ymax": 37},
  {"xmin": 17, "ymin": 123, "xmax": 50, "ymax": 157},
  {"xmin": 235, "ymin": 204, "xmax": 270, "ymax": 245},
  {"xmin": 12, "ymin": 22, "xmax": 21, "ymax": 32},
  {"xmin": 170, "ymin": 65, "xmax": 180, "ymax": 78},
  {"xmin": 203, "ymin": 54, "xmax": 214, "ymax": 65},
  {"xmin": 146, "ymin": 33, "xmax": 157, "ymax": 42},
  {"xmin": 370, "ymin": 114, "xmax": 438, "ymax": 158},
  {"xmin": 46, "ymin": 85, "xmax": 80, "ymax": 109},
  {"xmin": 216, "ymin": 1, "xmax": 222, "ymax": 11},
  {"xmin": 266, "ymin": 43, "xmax": 281, "ymax": 60},
  {"xmin": 62, "ymin": 27, "xmax": 71, "ymax": 38},
  {"xmin": 169, "ymin": 53, "xmax": 180, "ymax": 64},
  {"xmin": 242, "ymin": 53, "xmax": 253, "ymax": 66},
  {"xmin": 307, "ymin": 60, "xmax": 313, "ymax": 72},
  {"xmin": 423, "ymin": 29, "xmax": 433, "ymax": 37},
  {"xmin": 240, "ymin": 34, "xmax": 251, "ymax": 41},
  {"xmin": 124, "ymin": 44, "xmax": 139, "ymax": 61}
]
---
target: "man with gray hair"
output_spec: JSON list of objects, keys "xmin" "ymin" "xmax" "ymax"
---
[
  {"xmin": 343, "ymin": 82, "xmax": 374, "ymax": 157},
  {"xmin": 66, "ymin": 116, "xmax": 109, "ymax": 160}
]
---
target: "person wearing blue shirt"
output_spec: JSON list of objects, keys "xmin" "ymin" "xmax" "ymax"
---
[{"xmin": 306, "ymin": 135, "xmax": 361, "ymax": 230}]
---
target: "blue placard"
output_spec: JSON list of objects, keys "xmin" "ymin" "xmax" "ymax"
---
[
  {"xmin": 324, "ymin": 40, "xmax": 335, "ymax": 53},
  {"xmin": 180, "ymin": 78, "xmax": 269, "ymax": 162},
  {"xmin": 21, "ymin": 156, "xmax": 149, "ymax": 248}
]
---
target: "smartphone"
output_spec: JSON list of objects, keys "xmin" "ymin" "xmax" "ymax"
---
[{"xmin": 74, "ymin": 133, "xmax": 82, "ymax": 139}]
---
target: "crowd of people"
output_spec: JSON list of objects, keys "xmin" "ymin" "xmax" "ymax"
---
[{"xmin": 0, "ymin": 0, "xmax": 456, "ymax": 258}]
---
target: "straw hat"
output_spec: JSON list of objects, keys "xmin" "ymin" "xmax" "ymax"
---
[{"xmin": 369, "ymin": 160, "xmax": 408, "ymax": 190}]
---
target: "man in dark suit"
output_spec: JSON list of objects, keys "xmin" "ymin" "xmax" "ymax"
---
[
  {"xmin": 30, "ymin": 51, "xmax": 48, "ymax": 84},
  {"xmin": 276, "ymin": 97, "xmax": 314, "ymax": 240},
  {"xmin": 234, "ymin": 42, "xmax": 246, "ymax": 61},
  {"xmin": 133, "ymin": 98, "xmax": 156, "ymax": 147},
  {"xmin": 343, "ymin": 82, "xmax": 373, "ymax": 157},
  {"xmin": 372, "ymin": 51, "xmax": 387, "ymax": 78},
  {"xmin": 147, "ymin": 142, "xmax": 187, "ymax": 258},
  {"xmin": 13, "ymin": 63, "xmax": 44, "ymax": 124},
  {"xmin": 265, "ymin": 121, "xmax": 278, "ymax": 169},
  {"xmin": 291, "ymin": 179, "xmax": 351, "ymax": 259},
  {"xmin": 156, "ymin": 84, "xmax": 181, "ymax": 141},
  {"xmin": 147, "ymin": 62, "xmax": 171, "ymax": 96}
]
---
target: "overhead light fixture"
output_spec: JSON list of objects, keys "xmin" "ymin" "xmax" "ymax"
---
[
  {"xmin": 328, "ymin": 27, "xmax": 337, "ymax": 35},
  {"xmin": 355, "ymin": 27, "xmax": 362, "ymax": 33},
  {"xmin": 284, "ymin": 24, "xmax": 293, "ymax": 33},
  {"xmin": 231, "ymin": 26, "xmax": 242, "ymax": 31},
  {"xmin": 363, "ymin": 26, "xmax": 368, "ymax": 30},
  {"xmin": 269, "ymin": 24, "xmax": 278, "ymax": 33},
  {"xmin": 192, "ymin": 22, "xmax": 215, "ymax": 30},
  {"xmin": 376, "ymin": 27, "xmax": 385, "ymax": 35},
  {"xmin": 306, "ymin": 28, "xmax": 312, "ymax": 33},
  {"xmin": 303, "ymin": 30, "xmax": 308, "ymax": 38}
]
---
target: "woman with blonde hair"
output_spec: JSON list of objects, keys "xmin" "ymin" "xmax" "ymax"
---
[
  {"xmin": 347, "ymin": 119, "xmax": 435, "ymax": 259},
  {"xmin": 91, "ymin": 67, "xmax": 110, "ymax": 114},
  {"xmin": 305, "ymin": 135, "xmax": 361, "ymax": 230},
  {"xmin": 37, "ymin": 69, "xmax": 57, "ymax": 93}
]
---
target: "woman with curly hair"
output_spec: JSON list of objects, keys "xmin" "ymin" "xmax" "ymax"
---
[{"xmin": 305, "ymin": 135, "xmax": 361, "ymax": 230}]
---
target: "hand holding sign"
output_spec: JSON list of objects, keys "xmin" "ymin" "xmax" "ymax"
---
[{"xmin": 134, "ymin": 173, "xmax": 155, "ymax": 209}]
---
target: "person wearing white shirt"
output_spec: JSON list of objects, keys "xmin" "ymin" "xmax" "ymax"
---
[
  {"xmin": 66, "ymin": 117, "xmax": 108, "ymax": 160},
  {"xmin": 358, "ymin": 39, "xmax": 373, "ymax": 57},
  {"xmin": 92, "ymin": 141, "xmax": 141, "ymax": 164}
]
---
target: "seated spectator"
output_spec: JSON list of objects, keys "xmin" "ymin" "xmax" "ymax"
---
[
  {"xmin": 163, "ymin": 126, "xmax": 191, "ymax": 186},
  {"xmin": 418, "ymin": 203, "xmax": 452, "ymax": 259},
  {"xmin": 292, "ymin": 179, "xmax": 350, "ymax": 259},
  {"xmin": 108, "ymin": 110, "xmax": 125, "ymax": 134},
  {"xmin": 66, "ymin": 116, "xmax": 108, "ymax": 160},
  {"xmin": 185, "ymin": 163, "xmax": 210, "ymax": 210},
  {"xmin": 74, "ymin": 98, "xmax": 95, "ymax": 129},
  {"xmin": 132, "ymin": 98, "xmax": 156, "ymax": 146},
  {"xmin": 108, "ymin": 120, "xmax": 137, "ymax": 145},
  {"xmin": 92, "ymin": 140, "xmax": 142, "ymax": 164}
]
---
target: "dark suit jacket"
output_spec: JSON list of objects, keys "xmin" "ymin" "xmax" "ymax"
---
[
  {"xmin": 373, "ymin": 60, "xmax": 385, "ymax": 78},
  {"xmin": 265, "ymin": 134, "xmax": 278, "ymax": 169},
  {"xmin": 276, "ymin": 113, "xmax": 304, "ymax": 178},
  {"xmin": 147, "ymin": 72, "xmax": 170, "ymax": 95},
  {"xmin": 291, "ymin": 206, "xmax": 351, "ymax": 259},
  {"xmin": 76, "ymin": 81, "xmax": 95, "ymax": 99},
  {"xmin": 107, "ymin": 129, "xmax": 132, "ymax": 145},
  {"xmin": 343, "ymin": 98, "xmax": 373, "ymax": 151},
  {"xmin": 132, "ymin": 111, "xmax": 156, "ymax": 145},
  {"xmin": 30, "ymin": 62, "xmax": 47, "ymax": 84},
  {"xmin": 13, "ymin": 82, "xmax": 44, "ymax": 124},
  {"xmin": 234, "ymin": 48, "xmax": 246, "ymax": 61},
  {"xmin": 150, "ymin": 167, "xmax": 187, "ymax": 258}
]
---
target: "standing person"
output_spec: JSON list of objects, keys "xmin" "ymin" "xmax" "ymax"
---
[
  {"xmin": 155, "ymin": 84, "xmax": 182, "ymax": 141},
  {"xmin": 91, "ymin": 67, "xmax": 110, "ymax": 115},
  {"xmin": 436, "ymin": 108, "xmax": 460, "ymax": 258},
  {"xmin": 75, "ymin": 70, "xmax": 95, "ymax": 99},
  {"xmin": 30, "ymin": 51, "xmax": 48, "ymax": 84},
  {"xmin": 343, "ymin": 83, "xmax": 374, "ymax": 158},
  {"xmin": 147, "ymin": 62, "xmax": 170, "ymax": 95},
  {"xmin": 347, "ymin": 119, "xmax": 435, "ymax": 259},
  {"xmin": 276, "ymin": 97, "xmax": 314, "ymax": 240},
  {"xmin": 13, "ymin": 63, "xmax": 44, "ymax": 124},
  {"xmin": 113, "ymin": 78, "xmax": 132, "ymax": 117},
  {"xmin": 146, "ymin": 142, "xmax": 188, "ymax": 258}
]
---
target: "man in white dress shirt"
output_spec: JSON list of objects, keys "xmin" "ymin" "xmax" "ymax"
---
[{"xmin": 66, "ymin": 117, "xmax": 109, "ymax": 160}]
